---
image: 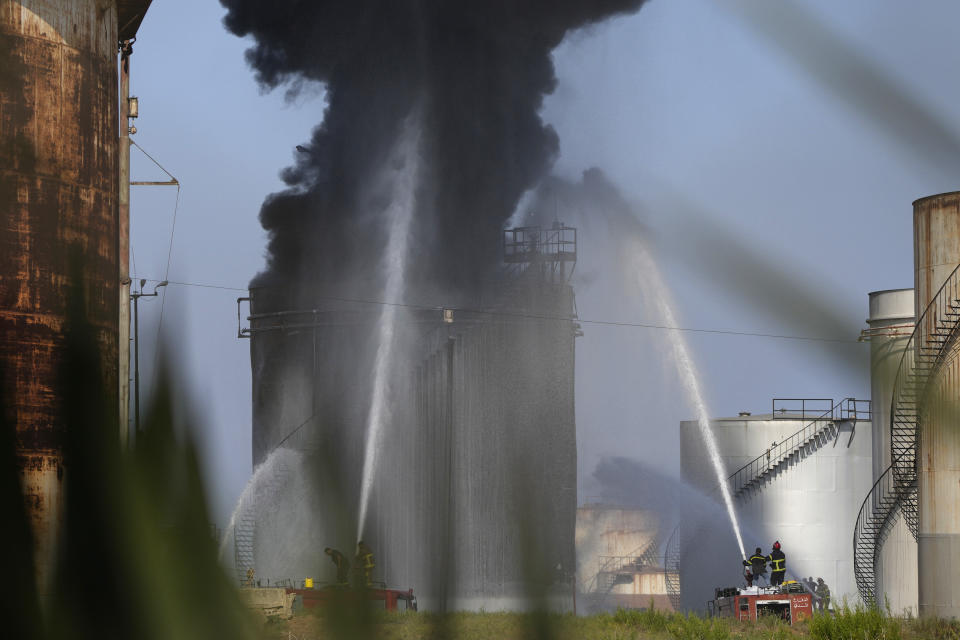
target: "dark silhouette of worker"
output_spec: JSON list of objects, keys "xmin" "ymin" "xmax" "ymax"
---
[
  {"xmin": 324, "ymin": 547, "xmax": 350, "ymax": 586},
  {"xmin": 815, "ymin": 577, "xmax": 831, "ymax": 613},
  {"xmin": 744, "ymin": 568, "xmax": 754, "ymax": 587},
  {"xmin": 356, "ymin": 540, "xmax": 375, "ymax": 587},
  {"xmin": 743, "ymin": 547, "xmax": 768, "ymax": 586},
  {"xmin": 767, "ymin": 540, "xmax": 786, "ymax": 586}
]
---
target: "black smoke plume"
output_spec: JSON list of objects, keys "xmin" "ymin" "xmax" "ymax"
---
[{"xmin": 220, "ymin": 1, "xmax": 647, "ymax": 300}]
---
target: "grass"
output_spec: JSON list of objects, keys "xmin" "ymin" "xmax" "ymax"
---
[{"xmin": 263, "ymin": 605, "xmax": 960, "ymax": 640}]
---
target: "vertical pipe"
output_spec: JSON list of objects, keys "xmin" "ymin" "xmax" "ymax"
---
[
  {"xmin": 133, "ymin": 293, "xmax": 140, "ymax": 435},
  {"xmin": 443, "ymin": 336, "xmax": 455, "ymax": 609},
  {"xmin": 913, "ymin": 191, "xmax": 960, "ymax": 618},
  {"xmin": 118, "ymin": 42, "xmax": 131, "ymax": 449}
]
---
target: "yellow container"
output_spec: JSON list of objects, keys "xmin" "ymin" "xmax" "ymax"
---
[{"xmin": 304, "ymin": 578, "xmax": 314, "ymax": 589}]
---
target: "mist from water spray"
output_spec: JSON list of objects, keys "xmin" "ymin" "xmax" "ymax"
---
[
  {"xmin": 627, "ymin": 237, "xmax": 746, "ymax": 560},
  {"xmin": 220, "ymin": 446, "xmax": 302, "ymax": 561},
  {"xmin": 357, "ymin": 115, "xmax": 422, "ymax": 540}
]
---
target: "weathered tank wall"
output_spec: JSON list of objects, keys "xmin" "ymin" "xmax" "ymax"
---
[
  {"xmin": 0, "ymin": 0, "xmax": 119, "ymax": 599},
  {"xmin": 866, "ymin": 289, "xmax": 918, "ymax": 614},
  {"xmin": 913, "ymin": 191, "xmax": 960, "ymax": 618},
  {"xmin": 402, "ymin": 279, "xmax": 577, "ymax": 609},
  {"xmin": 575, "ymin": 506, "xmax": 659, "ymax": 593},
  {"xmin": 248, "ymin": 275, "xmax": 578, "ymax": 610}
]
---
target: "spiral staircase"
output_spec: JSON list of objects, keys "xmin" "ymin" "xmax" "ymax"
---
[{"xmin": 853, "ymin": 263, "xmax": 960, "ymax": 605}]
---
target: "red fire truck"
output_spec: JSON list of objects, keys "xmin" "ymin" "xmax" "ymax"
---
[
  {"xmin": 710, "ymin": 582, "xmax": 812, "ymax": 625},
  {"xmin": 287, "ymin": 585, "xmax": 418, "ymax": 612}
]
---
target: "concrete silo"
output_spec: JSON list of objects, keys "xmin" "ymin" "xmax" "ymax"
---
[
  {"xmin": 0, "ymin": 0, "xmax": 151, "ymax": 599},
  {"xmin": 913, "ymin": 192, "xmax": 960, "ymax": 617},
  {"xmin": 864, "ymin": 289, "xmax": 917, "ymax": 613}
]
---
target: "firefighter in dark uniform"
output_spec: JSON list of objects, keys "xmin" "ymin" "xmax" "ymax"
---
[
  {"xmin": 324, "ymin": 547, "xmax": 350, "ymax": 586},
  {"xmin": 815, "ymin": 577, "xmax": 831, "ymax": 612},
  {"xmin": 767, "ymin": 540, "xmax": 786, "ymax": 586},
  {"xmin": 743, "ymin": 547, "xmax": 769, "ymax": 586},
  {"xmin": 356, "ymin": 540, "xmax": 375, "ymax": 587}
]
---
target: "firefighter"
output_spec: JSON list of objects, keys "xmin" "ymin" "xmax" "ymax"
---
[
  {"xmin": 815, "ymin": 577, "xmax": 831, "ymax": 613},
  {"xmin": 767, "ymin": 541, "xmax": 786, "ymax": 586},
  {"xmin": 744, "ymin": 568, "xmax": 754, "ymax": 587},
  {"xmin": 324, "ymin": 547, "xmax": 350, "ymax": 586},
  {"xmin": 356, "ymin": 540, "xmax": 375, "ymax": 587},
  {"xmin": 743, "ymin": 547, "xmax": 769, "ymax": 586}
]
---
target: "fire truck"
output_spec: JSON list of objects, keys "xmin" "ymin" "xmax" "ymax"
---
[
  {"xmin": 287, "ymin": 584, "xmax": 418, "ymax": 612},
  {"xmin": 709, "ymin": 582, "xmax": 812, "ymax": 625}
]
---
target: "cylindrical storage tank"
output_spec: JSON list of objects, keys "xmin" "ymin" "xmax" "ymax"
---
[
  {"xmin": 680, "ymin": 411, "xmax": 874, "ymax": 611},
  {"xmin": 0, "ymin": 1, "xmax": 119, "ymax": 600},
  {"xmin": 868, "ymin": 289, "xmax": 915, "ymax": 478},
  {"xmin": 866, "ymin": 289, "xmax": 917, "ymax": 613},
  {"xmin": 913, "ymin": 191, "xmax": 960, "ymax": 617}
]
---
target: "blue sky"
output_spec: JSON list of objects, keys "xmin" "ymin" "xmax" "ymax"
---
[{"xmin": 126, "ymin": 0, "xmax": 960, "ymax": 526}]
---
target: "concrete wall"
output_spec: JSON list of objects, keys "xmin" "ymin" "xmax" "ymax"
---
[{"xmin": 680, "ymin": 414, "xmax": 873, "ymax": 611}]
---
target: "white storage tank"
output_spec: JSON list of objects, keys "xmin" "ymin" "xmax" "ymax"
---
[
  {"xmin": 680, "ymin": 406, "xmax": 873, "ymax": 612},
  {"xmin": 865, "ymin": 289, "xmax": 917, "ymax": 613}
]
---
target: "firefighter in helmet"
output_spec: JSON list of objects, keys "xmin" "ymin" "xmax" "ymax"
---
[
  {"xmin": 743, "ymin": 547, "xmax": 769, "ymax": 586},
  {"xmin": 815, "ymin": 577, "xmax": 831, "ymax": 612},
  {"xmin": 767, "ymin": 541, "xmax": 786, "ymax": 586},
  {"xmin": 356, "ymin": 540, "xmax": 375, "ymax": 587}
]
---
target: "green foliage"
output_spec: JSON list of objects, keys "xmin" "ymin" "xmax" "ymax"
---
[
  {"xmin": 4, "ymin": 280, "xmax": 258, "ymax": 640},
  {"xmin": 905, "ymin": 616, "xmax": 960, "ymax": 640},
  {"xmin": 808, "ymin": 601, "xmax": 900, "ymax": 640},
  {"xmin": 612, "ymin": 605, "xmax": 671, "ymax": 632}
]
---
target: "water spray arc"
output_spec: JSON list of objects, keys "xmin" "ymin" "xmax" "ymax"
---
[
  {"xmin": 357, "ymin": 114, "xmax": 423, "ymax": 540},
  {"xmin": 627, "ymin": 237, "xmax": 747, "ymax": 560},
  {"xmin": 220, "ymin": 447, "xmax": 302, "ymax": 562}
]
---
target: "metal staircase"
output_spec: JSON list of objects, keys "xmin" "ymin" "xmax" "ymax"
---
[
  {"xmin": 728, "ymin": 398, "xmax": 869, "ymax": 498},
  {"xmin": 853, "ymin": 263, "xmax": 960, "ymax": 605},
  {"xmin": 662, "ymin": 398, "xmax": 869, "ymax": 609},
  {"xmin": 663, "ymin": 525, "xmax": 681, "ymax": 611},
  {"xmin": 234, "ymin": 513, "xmax": 256, "ymax": 585},
  {"xmin": 586, "ymin": 534, "xmax": 664, "ymax": 611}
]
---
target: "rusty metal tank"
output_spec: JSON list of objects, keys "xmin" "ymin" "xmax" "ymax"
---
[
  {"xmin": 0, "ymin": 0, "xmax": 126, "ymax": 600},
  {"xmin": 913, "ymin": 191, "xmax": 960, "ymax": 617}
]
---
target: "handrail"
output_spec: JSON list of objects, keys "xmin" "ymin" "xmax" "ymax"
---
[
  {"xmin": 727, "ymin": 397, "xmax": 868, "ymax": 496},
  {"xmin": 888, "ymin": 262, "xmax": 960, "ymax": 530},
  {"xmin": 771, "ymin": 398, "xmax": 834, "ymax": 421},
  {"xmin": 584, "ymin": 539, "xmax": 653, "ymax": 595},
  {"xmin": 852, "ymin": 459, "xmax": 902, "ymax": 605},
  {"xmin": 852, "ymin": 261, "xmax": 960, "ymax": 605},
  {"xmin": 664, "ymin": 524, "xmax": 682, "ymax": 611}
]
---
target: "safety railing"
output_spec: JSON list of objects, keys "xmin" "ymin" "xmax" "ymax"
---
[
  {"xmin": 853, "ymin": 262, "xmax": 960, "ymax": 605},
  {"xmin": 729, "ymin": 398, "xmax": 869, "ymax": 497},
  {"xmin": 771, "ymin": 398, "xmax": 834, "ymax": 420},
  {"xmin": 664, "ymin": 525, "xmax": 682, "ymax": 611},
  {"xmin": 852, "ymin": 461, "xmax": 900, "ymax": 604}
]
